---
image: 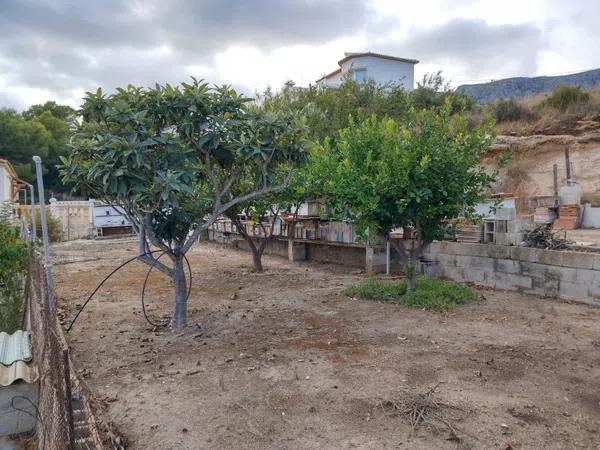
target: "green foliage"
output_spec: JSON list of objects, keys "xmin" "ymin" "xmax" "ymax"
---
[
  {"xmin": 0, "ymin": 109, "xmax": 50, "ymax": 181},
  {"xmin": 343, "ymin": 278, "xmax": 407, "ymax": 301},
  {"xmin": 544, "ymin": 85, "xmax": 590, "ymax": 111},
  {"xmin": 260, "ymin": 73, "xmax": 473, "ymax": 147},
  {"xmin": 0, "ymin": 202, "xmax": 28, "ymax": 332},
  {"xmin": 32, "ymin": 211, "xmax": 64, "ymax": 243},
  {"xmin": 61, "ymin": 80, "xmax": 307, "ymax": 328},
  {"xmin": 260, "ymin": 79, "xmax": 411, "ymax": 144},
  {"xmin": 412, "ymin": 72, "xmax": 474, "ymax": 113},
  {"xmin": 344, "ymin": 277, "xmax": 477, "ymax": 311},
  {"xmin": 61, "ymin": 81, "xmax": 307, "ymax": 249},
  {"xmin": 400, "ymin": 278, "xmax": 478, "ymax": 310},
  {"xmin": 317, "ymin": 102, "xmax": 496, "ymax": 242},
  {"xmin": 0, "ymin": 101, "xmax": 74, "ymax": 194},
  {"xmin": 22, "ymin": 101, "xmax": 75, "ymax": 121},
  {"xmin": 488, "ymin": 99, "xmax": 536, "ymax": 123}
]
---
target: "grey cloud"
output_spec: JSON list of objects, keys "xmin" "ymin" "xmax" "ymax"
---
[
  {"xmin": 0, "ymin": 0, "xmax": 370, "ymax": 108},
  {"xmin": 383, "ymin": 19, "xmax": 544, "ymax": 80},
  {"xmin": 0, "ymin": 92, "xmax": 27, "ymax": 111}
]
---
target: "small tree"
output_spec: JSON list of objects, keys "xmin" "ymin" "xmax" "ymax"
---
[
  {"xmin": 225, "ymin": 194, "xmax": 280, "ymax": 273},
  {"xmin": 61, "ymin": 81, "xmax": 307, "ymax": 329},
  {"xmin": 320, "ymin": 102, "xmax": 496, "ymax": 290}
]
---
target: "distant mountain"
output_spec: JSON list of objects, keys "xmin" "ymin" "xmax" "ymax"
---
[{"xmin": 456, "ymin": 68, "xmax": 600, "ymax": 103}]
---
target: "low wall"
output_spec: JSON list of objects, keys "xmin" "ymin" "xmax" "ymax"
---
[
  {"xmin": 424, "ymin": 241, "xmax": 600, "ymax": 306},
  {"xmin": 233, "ymin": 236, "xmax": 289, "ymax": 259},
  {"xmin": 209, "ymin": 229, "xmax": 373, "ymax": 270}
]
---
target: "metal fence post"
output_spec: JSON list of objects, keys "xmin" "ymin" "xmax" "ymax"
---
[
  {"xmin": 28, "ymin": 184, "xmax": 37, "ymax": 242},
  {"xmin": 32, "ymin": 156, "xmax": 55, "ymax": 310},
  {"xmin": 386, "ymin": 239, "xmax": 391, "ymax": 275}
]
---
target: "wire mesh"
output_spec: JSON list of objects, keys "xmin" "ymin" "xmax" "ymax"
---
[{"xmin": 28, "ymin": 253, "xmax": 104, "ymax": 450}]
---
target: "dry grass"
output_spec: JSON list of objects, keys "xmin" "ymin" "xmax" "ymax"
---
[
  {"xmin": 473, "ymin": 86, "xmax": 600, "ymax": 136},
  {"xmin": 377, "ymin": 384, "xmax": 474, "ymax": 443}
]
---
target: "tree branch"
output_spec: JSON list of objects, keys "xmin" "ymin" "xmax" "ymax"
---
[{"xmin": 181, "ymin": 170, "xmax": 293, "ymax": 255}]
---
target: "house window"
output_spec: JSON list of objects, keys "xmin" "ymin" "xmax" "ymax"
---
[{"xmin": 353, "ymin": 69, "xmax": 367, "ymax": 83}]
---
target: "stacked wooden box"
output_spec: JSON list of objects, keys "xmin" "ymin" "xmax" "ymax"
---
[
  {"xmin": 534, "ymin": 207, "xmax": 557, "ymax": 224},
  {"xmin": 456, "ymin": 223, "xmax": 483, "ymax": 243}
]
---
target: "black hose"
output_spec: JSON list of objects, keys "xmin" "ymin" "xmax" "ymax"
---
[
  {"xmin": 140, "ymin": 251, "xmax": 192, "ymax": 327},
  {"xmin": 66, "ymin": 250, "xmax": 191, "ymax": 332}
]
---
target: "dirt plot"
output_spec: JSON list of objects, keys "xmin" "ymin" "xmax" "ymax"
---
[{"xmin": 53, "ymin": 239, "xmax": 600, "ymax": 449}]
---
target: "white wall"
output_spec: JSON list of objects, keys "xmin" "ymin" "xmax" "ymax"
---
[
  {"xmin": 320, "ymin": 56, "xmax": 415, "ymax": 91},
  {"xmin": 340, "ymin": 56, "xmax": 415, "ymax": 91},
  {"xmin": 0, "ymin": 165, "xmax": 13, "ymax": 205}
]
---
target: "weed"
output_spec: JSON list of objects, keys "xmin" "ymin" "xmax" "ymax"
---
[
  {"xmin": 344, "ymin": 278, "xmax": 406, "ymax": 302},
  {"xmin": 344, "ymin": 277, "xmax": 477, "ymax": 311}
]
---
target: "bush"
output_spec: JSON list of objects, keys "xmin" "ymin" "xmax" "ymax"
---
[
  {"xmin": 344, "ymin": 278, "xmax": 407, "ymax": 301},
  {"xmin": 488, "ymin": 99, "xmax": 536, "ymax": 123},
  {"xmin": 25, "ymin": 210, "xmax": 64, "ymax": 242},
  {"xmin": 344, "ymin": 277, "xmax": 477, "ymax": 311},
  {"xmin": 0, "ymin": 203, "xmax": 28, "ymax": 332},
  {"xmin": 545, "ymin": 85, "xmax": 590, "ymax": 111}
]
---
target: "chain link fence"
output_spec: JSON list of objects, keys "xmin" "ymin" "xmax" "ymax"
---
[{"xmin": 28, "ymin": 252, "xmax": 104, "ymax": 450}]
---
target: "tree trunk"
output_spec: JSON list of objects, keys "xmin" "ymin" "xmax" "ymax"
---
[
  {"xmin": 406, "ymin": 249, "xmax": 417, "ymax": 292},
  {"xmin": 171, "ymin": 255, "xmax": 187, "ymax": 330},
  {"xmin": 251, "ymin": 246, "xmax": 264, "ymax": 272}
]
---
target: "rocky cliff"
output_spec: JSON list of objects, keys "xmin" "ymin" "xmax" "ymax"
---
[
  {"xmin": 483, "ymin": 118, "xmax": 600, "ymax": 212},
  {"xmin": 457, "ymin": 68, "xmax": 600, "ymax": 103}
]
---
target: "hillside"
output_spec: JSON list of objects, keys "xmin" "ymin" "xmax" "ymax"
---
[
  {"xmin": 482, "ymin": 117, "xmax": 600, "ymax": 213},
  {"xmin": 457, "ymin": 68, "xmax": 600, "ymax": 103}
]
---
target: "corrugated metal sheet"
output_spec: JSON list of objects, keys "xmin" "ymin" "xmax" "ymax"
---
[
  {"xmin": 0, "ymin": 360, "xmax": 38, "ymax": 386},
  {"xmin": 0, "ymin": 330, "xmax": 32, "ymax": 366}
]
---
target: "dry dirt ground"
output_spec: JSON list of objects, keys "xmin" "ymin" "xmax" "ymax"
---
[{"xmin": 53, "ymin": 238, "xmax": 600, "ymax": 450}]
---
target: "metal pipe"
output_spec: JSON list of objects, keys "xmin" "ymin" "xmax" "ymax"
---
[
  {"xmin": 564, "ymin": 145, "xmax": 572, "ymax": 185},
  {"xmin": 385, "ymin": 239, "xmax": 391, "ymax": 275},
  {"xmin": 32, "ymin": 156, "xmax": 55, "ymax": 310},
  {"xmin": 28, "ymin": 184, "xmax": 37, "ymax": 242}
]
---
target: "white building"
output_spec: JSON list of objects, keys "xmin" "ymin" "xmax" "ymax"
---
[
  {"xmin": 0, "ymin": 159, "xmax": 22, "ymax": 206},
  {"xmin": 316, "ymin": 52, "xmax": 419, "ymax": 91}
]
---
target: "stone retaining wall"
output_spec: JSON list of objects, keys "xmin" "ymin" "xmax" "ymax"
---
[{"xmin": 423, "ymin": 242, "xmax": 600, "ymax": 306}]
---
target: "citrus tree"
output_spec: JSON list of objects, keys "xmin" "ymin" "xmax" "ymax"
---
[
  {"xmin": 60, "ymin": 80, "xmax": 307, "ymax": 329},
  {"xmin": 320, "ymin": 101, "xmax": 496, "ymax": 290}
]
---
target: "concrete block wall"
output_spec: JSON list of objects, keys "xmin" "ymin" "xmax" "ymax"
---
[{"xmin": 423, "ymin": 242, "xmax": 600, "ymax": 306}]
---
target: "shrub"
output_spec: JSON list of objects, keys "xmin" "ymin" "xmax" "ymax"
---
[
  {"xmin": 344, "ymin": 277, "xmax": 477, "ymax": 311},
  {"xmin": 488, "ymin": 99, "xmax": 536, "ymax": 123},
  {"xmin": 545, "ymin": 85, "xmax": 590, "ymax": 111},
  {"xmin": 400, "ymin": 278, "xmax": 478, "ymax": 310},
  {"xmin": 344, "ymin": 278, "xmax": 407, "ymax": 301},
  {"xmin": 0, "ymin": 203, "xmax": 28, "ymax": 332},
  {"xmin": 25, "ymin": 210, "xmax": 64, "ymax": 242}
]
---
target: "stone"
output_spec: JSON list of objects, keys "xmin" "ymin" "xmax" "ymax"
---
[
  {"xmin": 537, "ymin": 250, "xmax": 564, "ymax": 267},
  {"xmin": 510, "ymin": 247, "xmax": 542, "ymax": 263},
  {"xmin": 560, "ymin": 251, "xmax": 595, "ymax": 270},
  {"xmin": 493, "ymin": 272, "xmax": 533, "ymax": 291},
  {"xmin": 487, "ymin": 245, "xmax": 511, "ymax": 259},
  {"xmin": 495, "ymin": 258, "xmax": 520, "ymax": 274},
  {"xmin": 467, "ymin": 256, "xmax": 495, "ymax": 270},
  {"xmin": 575, "ymin": 268, "xmax": 600, "ymax": 284},
  {"xmin": 559, "ymin": 281, "xmax": 589, "ymax": 301}
]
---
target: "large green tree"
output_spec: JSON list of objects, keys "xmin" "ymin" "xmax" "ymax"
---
[
  {"xmin": 0, "ymin": 109, "xmax": 50, "ymax": 182},
  {"xmin": 318, "ymin": 101, "xmax": 496, "ymax": 290},
  {"xmin": 0, "ymin": 101, "xmax": 74, "ymax": 195},
  {"xmin": 60, "ymin": 80, "xmax": 307, "ymax": 329}
]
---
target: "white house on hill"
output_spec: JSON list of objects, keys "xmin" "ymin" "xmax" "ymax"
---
[{"xmin": 316, "ymin": 52, "xmax": 419, "ymax": 91}]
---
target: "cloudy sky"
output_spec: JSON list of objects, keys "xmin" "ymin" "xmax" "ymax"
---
[{"xmin": 0, "ymin": 0, "xmax": 598, "ymax": 110}]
